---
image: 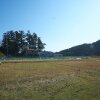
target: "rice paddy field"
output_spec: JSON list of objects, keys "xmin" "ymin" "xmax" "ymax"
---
[{"xmin": 0, "ymin": 58, "xmax": 100, "ymax": 100}]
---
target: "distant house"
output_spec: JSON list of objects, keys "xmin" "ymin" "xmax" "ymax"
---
[
  {"xmin": 38, "ymin": 51, "xmax": 63, "ymax": 58},
  {"xmin": 54, "ymin": 53, "xmax": 63, "ymax": 57},
  {"xmin": 25, "ymin": 49, "xmax": 36, "ymax": 56},
  {"xmin": 22, "ymin": 42, "xmax": 37, "ymax": 56},
  {"xmin": 38, "ymin": 51, "xmax": 54, "ymax": 57}
]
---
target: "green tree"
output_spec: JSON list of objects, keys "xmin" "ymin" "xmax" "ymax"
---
[
  {"xmin": 1, "ymin": 31, "xmax": 17, "ymax": 56},
  {"xmin": 1, "ymin": 31, "xmax": 25, "ymax": 56},
  {"xmin": 26, "ymin": 32, "xmax": 45, "ymax": 56},
  {"xmin": 37, "ymin": 37, "xmax": 45, "ymax": 52},
  {"xmin": 1, "ymin": 30, "xmax": 45, "ymax": 56},
  {"xmin": 26, "ymin": 32, "xmax": 38, "ymax": 50},
  {"xmin": 15, "ymin": 30, "xmax": 25, "ymax": 54},
  {"xmin": 32, "ymin": 33, "xmax": 38, "ymax": 50}
]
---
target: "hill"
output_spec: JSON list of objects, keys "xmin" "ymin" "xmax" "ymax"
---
[{"xmin": 60, "ymin": 40, "xmax": 100, "ymax": 56}]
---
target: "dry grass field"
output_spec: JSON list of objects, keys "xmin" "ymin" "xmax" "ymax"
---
[{"xmin": 0, "ymin": 58, "xmax": 100, "ymax": 100}]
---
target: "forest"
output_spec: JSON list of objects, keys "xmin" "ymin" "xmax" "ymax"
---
[{"xmin": 60, "ymin": 40, "xmax": 100, "ymax": 56}]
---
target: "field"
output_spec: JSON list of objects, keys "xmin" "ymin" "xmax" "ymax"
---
[{"xmin": 0, "ymin": 58, "xmax": 100, "ymax": 100}]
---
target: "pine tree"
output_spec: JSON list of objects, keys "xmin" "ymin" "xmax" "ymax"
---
[
  {"xmin": 37, "ymin": 37, "xmax": 45, "ymax": 51},
  {"xmin": 1, "ymin": 30, "xmax": 46, "ymax": 56}
]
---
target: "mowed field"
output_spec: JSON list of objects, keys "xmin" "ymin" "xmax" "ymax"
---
[{"xmin": 0, "ymin": 58, "xmax": 100, "ymax": 100}]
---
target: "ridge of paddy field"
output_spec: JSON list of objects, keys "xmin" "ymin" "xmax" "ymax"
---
[{"xmin": 0, "ymin": 56, "xmax": 99, "ymax": 63}]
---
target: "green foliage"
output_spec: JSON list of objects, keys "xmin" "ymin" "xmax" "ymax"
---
[
  {"xmin": 37, "ymin": 37, "xmax": 45, "ymax": 51},
  {"xmin": 0, "ymin": 51, "xmax": 5, "ymax": 57},
  {"xmin": 26, "ymin": 32, "xmax": 38, "ymax": 50},
  {"xmin": 1, "ymin": 30, "xmax": 45, "ymax": 56}
]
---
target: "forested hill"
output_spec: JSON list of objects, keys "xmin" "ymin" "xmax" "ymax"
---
[{"xmin": 60, "ymin": 40, "xmax": 100, "ymax": 56}]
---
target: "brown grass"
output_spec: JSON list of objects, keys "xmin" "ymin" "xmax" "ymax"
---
[
  {"xmin": 0, "ymin": 59, "xmax": 100, "ymax": 82},
  {"xmin": 0, "ymin": 58, "xmax": 100, "ymax": 100}
]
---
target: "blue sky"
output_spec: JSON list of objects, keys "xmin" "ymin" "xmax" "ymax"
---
[{"xmin": 0, "ymin": 0, "xmax": 100, "ymax": 52}]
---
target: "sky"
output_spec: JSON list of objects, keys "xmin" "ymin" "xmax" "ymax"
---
[{"xmin": 0, "ymin": 0, "xmax": 100, "ymax": 52}]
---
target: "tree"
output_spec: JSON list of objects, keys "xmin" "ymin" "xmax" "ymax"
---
[
  {"xmin": 1, "ymin": 30, "xmax": 25, "ymax": 56},
  {"xmin": 37, "ymin": 37, "xmax": 45, "ymax": 51},
  {"xmin": 32, "ymin": 33, "xmax": 38, "ymax": 50},
  {"xmin": 26, "ymin": 32, "xmax": 38, "ymax": 50},
  {"xmin": 1, "ymin": 31, "xmax": 17, "ymax": 56},
  {"xmin": 15, "ymin": 30, "xmax": 25, "ymax": 54},
  {"xmin": 1, "ymin": 30, "xmax": 46, "ymax": 56},
  {"xmin": 26, "ymin": 32, "xmax": 45, "ymax": 56}
]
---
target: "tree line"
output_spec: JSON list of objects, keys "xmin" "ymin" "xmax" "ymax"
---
[
  {"xmin": 0, "ymin": 30, "xmax": 46, "ymax": 56},
  {"xmin": 60, "ymin": 40, "xmax": 100, "ymax": 56}
]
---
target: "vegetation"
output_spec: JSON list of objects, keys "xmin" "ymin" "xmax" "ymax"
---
[
  {"xmin": 0, "ymin": 58, "xmax": 100, "ymax": 100},
  {"xmin": 60, "ymin": 40, "xmax": 100, "ymax": 56},
  {"xmin": 0, "ymin": 52, "xmax": 5, "ymax": 57},
  {"xmin": 0, "ymin": 30, "xmax": 45, "ymax": 56},
  {"xmin": 1, "ymin": 30, "xmax": 100, "ymax": 57}
]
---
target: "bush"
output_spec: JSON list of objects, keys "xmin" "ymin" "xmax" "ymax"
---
[{"xmin": 0, "ymin": 52, "xmax": 5, "ymax": 57}]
